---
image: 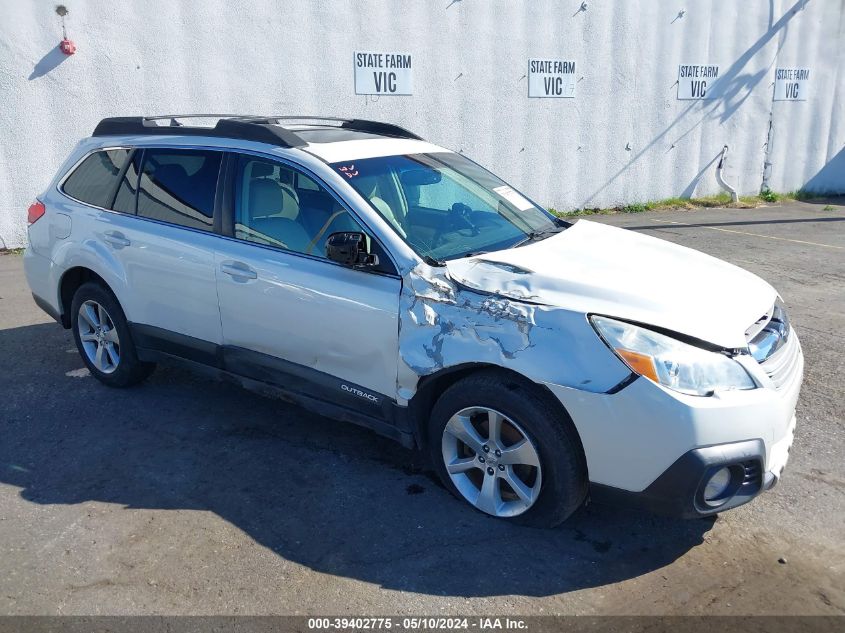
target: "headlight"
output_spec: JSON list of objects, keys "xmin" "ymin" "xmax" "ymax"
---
[{"xmin": 590, "ymin": 316, "xmax": 756, "ymax": 396}]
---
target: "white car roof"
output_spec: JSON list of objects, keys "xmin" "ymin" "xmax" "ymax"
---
[{"xmin": 302, "ymin": 137, "xmax": 450, "ymax": 163}]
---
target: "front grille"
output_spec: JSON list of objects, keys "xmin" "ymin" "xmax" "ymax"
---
[
  {"xmin": 760, "ymin": 329, "xmax": 801, "ymax": 389},
  {"xmin": 746, "ymin": 300, "xmax": 801, "ymax": 390}
]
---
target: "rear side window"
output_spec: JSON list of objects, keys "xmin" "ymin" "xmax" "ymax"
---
[
  {"xmin": 62, "ymin": 149, "xmax": 131, "ymax": 208},
  {"xmin": 137, "ymin": 149, "xmax": 222, "ymax": 231}
]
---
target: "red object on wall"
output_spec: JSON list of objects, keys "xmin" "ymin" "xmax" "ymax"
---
[{"xmin": 59, "ymin": 38, "xmax": 76, "ymax": 55}]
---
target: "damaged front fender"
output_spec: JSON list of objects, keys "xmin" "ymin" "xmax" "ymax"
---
[{"xmin": 396, "ymin": 262, "xmax": 630, "ymax": 402}]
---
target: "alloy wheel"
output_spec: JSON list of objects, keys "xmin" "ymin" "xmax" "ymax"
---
[
  {"xmin": 441, "ymin": 406, "xmax": 542, "ymax": 517},
  {"xmin": 77, "ymin": 300, "xmax": 121, "ymax": 374}
]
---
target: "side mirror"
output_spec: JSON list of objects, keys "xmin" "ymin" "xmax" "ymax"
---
[{"xmin": 325, "ymin": 232, "xmax": 379, "ymax": 267}]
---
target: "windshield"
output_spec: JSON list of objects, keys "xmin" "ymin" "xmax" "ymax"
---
[{"xmin": 330, "ymin": 152, "xmax": 563, "ymax": 261}]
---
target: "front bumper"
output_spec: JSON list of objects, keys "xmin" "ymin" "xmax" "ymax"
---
[
  {"xmin": 590, "ymin": 419, "xmax": 794, "ymax": 518},
  {"xmin": 545, "ymin": 337, "xmax": 802, "ymax": 518}
]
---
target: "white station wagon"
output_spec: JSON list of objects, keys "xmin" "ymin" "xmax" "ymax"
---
[{"xmin": 24, "ymin": 115, "xmax": 803, "ymax": 526}]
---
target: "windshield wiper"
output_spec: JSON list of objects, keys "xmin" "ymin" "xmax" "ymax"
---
[
  {"xmin": 516, "ymin": 225, "xmax": 565, "ymax": 246},
  {"xmin": 423, "ymin": 255, "xmax": 446, "ymax": 267},
  {"xmin": 496, "ymin": 202, "xmax": 534, "ymax": 233}
]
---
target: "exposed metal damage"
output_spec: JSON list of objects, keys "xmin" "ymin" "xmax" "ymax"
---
[
  {"xmin": 405, "ymin": 266, "xmax": 537, "ymax": 363},
  {"xmin": 398, "ymin": 264, "xmax": 537, "ymax": 397},
  {"xmin": 396, "ymin": 260, "xmax": 625, "ymax": 402}
]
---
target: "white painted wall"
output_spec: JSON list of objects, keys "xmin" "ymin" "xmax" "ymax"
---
[{"xmin": 1, "ymin": 0, "xmax": 843, "ymax": 249}]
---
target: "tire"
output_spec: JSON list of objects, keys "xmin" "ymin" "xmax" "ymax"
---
[
  {"xmin": 428, "ymin": 370, "xmax": 587, "ymax": 527},
  {"xmin": 70, "ymin": 281, "xmax": 155, "ymax": 387}
]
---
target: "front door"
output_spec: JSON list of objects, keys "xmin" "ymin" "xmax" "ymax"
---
[{"xmin": 214, "ymin": 153, "xmax": 401, "ymax": 416}]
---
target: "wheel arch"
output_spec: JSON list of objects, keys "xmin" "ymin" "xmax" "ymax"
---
[
  {"xmin": 58, "ymin": 266, "xmax": 114, "ymax": 328},
  {"xmin": 407, "ymin": 364, "xmax": 587, "ymax": 468}
]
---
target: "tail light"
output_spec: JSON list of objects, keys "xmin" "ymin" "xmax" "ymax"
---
[{"xmin": 27, "ymin": 200, "xmax": 46, "ymax": 224}]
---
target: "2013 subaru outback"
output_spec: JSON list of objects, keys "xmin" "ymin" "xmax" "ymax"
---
[{"xmin": 24, "ymin": 115, "xmax": 802, "ymax": 526}]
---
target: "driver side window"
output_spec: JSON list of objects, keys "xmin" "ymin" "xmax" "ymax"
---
[
  {"xmin": 346, "ymin": 171, "xmax": 409, "ymax": 238},
  {"xmin": 233, "ymin": 155, "xmax": 364, "ymax": 258}
]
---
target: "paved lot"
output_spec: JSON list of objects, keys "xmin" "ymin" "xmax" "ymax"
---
[{"xmin": 0, "ymin": 201, "xmax": 843, "ymax": 615}]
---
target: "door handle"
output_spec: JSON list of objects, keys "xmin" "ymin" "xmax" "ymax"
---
[
  {"xmin": 103, "ymin": 230, "xmax": 130, "ymax": 248},
  {"xmin": 220, "ymin": 261, "xmax": 258, "ymax": 280}
]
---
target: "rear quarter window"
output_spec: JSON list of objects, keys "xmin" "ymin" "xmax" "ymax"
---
[{"xmin": 62, "ymin": 149, "xmax": 131, "ymax": 208}]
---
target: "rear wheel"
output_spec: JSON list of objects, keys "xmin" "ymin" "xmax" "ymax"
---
[
  {"xmin": 71, "ymin": 282, "xmax": 155, "ymax": 387},
  {"xmin": 428, "ymin": 371, "xmax": 587, "ymax": 527}
]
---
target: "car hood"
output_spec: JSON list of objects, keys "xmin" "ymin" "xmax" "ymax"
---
[{"xmin": 444, "ymin": 219, "xmax": 776, "ymax": 349}]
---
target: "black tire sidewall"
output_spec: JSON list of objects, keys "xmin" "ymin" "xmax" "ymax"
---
[
  {"xmin": 70, "ymin": 282, "xmax": 151, "ymax": 387},
  {"xmin": 428, "ymin": 371, "xmax": 587, "ymax": 527}
]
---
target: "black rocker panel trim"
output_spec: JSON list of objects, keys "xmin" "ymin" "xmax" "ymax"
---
[
  {"xmin": 223, "ymin": 346, "xmax": 394, "ymax": 422},
  {"xmin": 131, "ymin": 323, "xmax": 221, "ymax": 367},
  {"xmin": 129, "ymin": 323, "xmax": 409, "ymax": 438}
]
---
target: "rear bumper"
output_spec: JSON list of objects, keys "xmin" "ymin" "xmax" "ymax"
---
[
  {"xmin": 32, "ymin": 292, "xmax": 62, "ymax": 324},
  {"xmin": 589, "ymin": 434, "xmax": 790, "ymax": 518},
  {"xmin": 24, "ymin": 248, "xmax": 63, "ymax": 324}
]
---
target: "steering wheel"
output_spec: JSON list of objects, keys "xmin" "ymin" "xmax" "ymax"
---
[{"xmin": 431, "ymin": 203, "xmax": 478, "ymax": 249}]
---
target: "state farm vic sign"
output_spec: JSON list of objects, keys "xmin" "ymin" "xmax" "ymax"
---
[
  {"xmin": 774, "ymin": 68, "xmax": 810, "ymax": 101},
  {"xmin": 354, "ymin": 51, "xmax": 413, "ymax": 96},
  {"xmin": 528, "ymin": 59, "xmax": 577, "ymax": 98},
  {"xmin": 678, "ymin": 64, "xmax": 720, "ymax": 100}
]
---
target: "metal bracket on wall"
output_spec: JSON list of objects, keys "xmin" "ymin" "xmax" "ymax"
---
[{"xmin": 716, "ymin": 145, "xmax": 739, "ymax": 203}]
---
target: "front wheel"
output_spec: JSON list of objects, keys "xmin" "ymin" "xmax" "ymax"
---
[{"xmin": 428, "ymin": 371, "xmax": 587, "ymax": 527}]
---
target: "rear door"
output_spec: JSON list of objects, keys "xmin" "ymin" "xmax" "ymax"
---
[
  {"xmin": 102, "ymin": 147, "xmax": 224, "ymax": 360},
  {"xmin": 213, "ymin": 152, "xmax": 401, "ymax": 414}
]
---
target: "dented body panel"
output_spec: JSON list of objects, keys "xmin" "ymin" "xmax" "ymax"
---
[
  {"xmin": 396, "ymin": 263, "xmax": 631, "ymax": 402},
  {"xmin": 395, "ymin": 218, "xmax": 777, "ymax": 402},
  {"xmin": 445, "ymin": 221, "xmax": 777, "ymax": 350}
]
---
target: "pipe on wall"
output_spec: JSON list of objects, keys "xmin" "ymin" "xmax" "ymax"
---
[{"xmin": 716, "ymin": 145, "xmax": 739, "ymax": 203}]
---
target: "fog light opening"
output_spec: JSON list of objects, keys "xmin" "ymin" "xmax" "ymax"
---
[{"xmin": 703, "ymin": 466, "xmax": 733, "ymax": 507}]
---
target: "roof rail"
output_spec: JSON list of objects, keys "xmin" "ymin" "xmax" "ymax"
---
[
  {"xmin": 92, "ymin": 116, "xmax": 307, "ymax": 147},
  {"xmin": 91, "ymin": 115, "xmax": 423, "ymax": 147},
  {"xmin": 265, "ymin": 116, "xmax": 424, "ymax": 140}
]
